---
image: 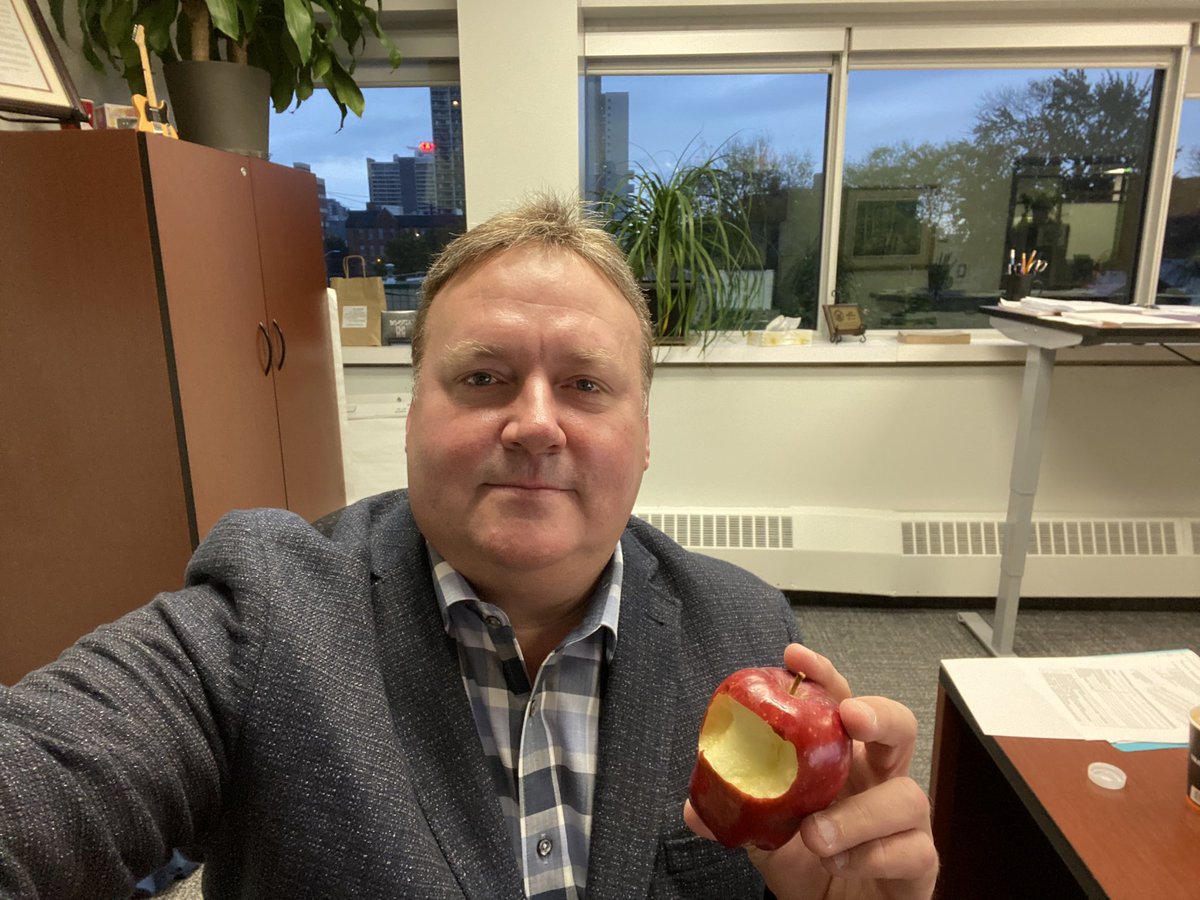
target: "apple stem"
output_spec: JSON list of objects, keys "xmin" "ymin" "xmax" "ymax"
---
[{"xmin": 788, "ymin": 671, "xmax": 805, "ymax": 695}]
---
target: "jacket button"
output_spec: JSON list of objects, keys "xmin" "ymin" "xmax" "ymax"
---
[{"xmin": 537, "ymin": 837, "xmax": 553, "ymax": 858}]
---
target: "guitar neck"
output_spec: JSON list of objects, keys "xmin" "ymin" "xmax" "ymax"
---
[{"xmin": 133, "ymin": 28, "xmax": 159, "ymax": 107}]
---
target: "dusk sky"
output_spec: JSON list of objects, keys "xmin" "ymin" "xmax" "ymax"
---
[{"xmin": 267, "ymin": 69, "xmax": 1200, "ymax": 209}]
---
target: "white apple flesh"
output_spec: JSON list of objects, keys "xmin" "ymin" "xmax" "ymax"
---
[{"xmin": 689, "ymin": 666, "xmax": 852, "ymax": 850}]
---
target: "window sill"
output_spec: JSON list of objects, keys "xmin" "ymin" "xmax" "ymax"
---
[{"xmin": 339, "ymin": 330, "xmax": 1193, "ymax": 368}]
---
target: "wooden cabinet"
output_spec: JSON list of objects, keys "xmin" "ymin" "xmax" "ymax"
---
[{"xmin": 0, "ymin": 130, "xmax": 345, "ymax": 684}]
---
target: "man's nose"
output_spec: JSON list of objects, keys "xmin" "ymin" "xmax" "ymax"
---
[{"xmin": 501, "ymin": 378, "xmax": 566, "ymax": 453}]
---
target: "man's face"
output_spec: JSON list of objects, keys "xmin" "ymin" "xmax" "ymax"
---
[{"xmin": 405, "ymin": 244, "xmax": 651, "ymax": 593}]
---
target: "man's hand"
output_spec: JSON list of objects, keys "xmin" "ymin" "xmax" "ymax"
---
[{"xmin": 684, "ymin": 643, "xmax": 938, "ymax": 900}]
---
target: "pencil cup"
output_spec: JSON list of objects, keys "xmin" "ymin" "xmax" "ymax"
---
[
  {"xmin": 1002, "ymin": 273, "xmax": 1034, "ymax": 302},
  {"xmin": 1189, "ymin": 706, "xmax": 1200, "ymax": 811}
]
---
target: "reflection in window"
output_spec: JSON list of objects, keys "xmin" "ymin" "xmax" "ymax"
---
[
  {"xmin": 582, "ymin": 73, "xmax": 829, "ymax": 331},
  {"xmin": 1159, "ymin": 99, "xmax": 1200, "ymax": 306},
  {"xmin": 269, "ymin": 86, "xmax": 467, "ymax": 311},
  {"xmin": 839, "ymin": 68, "xmax": 1157, "ymax": 329}
]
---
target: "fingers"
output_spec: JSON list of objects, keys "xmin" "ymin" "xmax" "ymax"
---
[
  {"xmin": 783, "ymin": 644, "xmax": 850, "ymax": 701},
  {"xmin": 682, "ymin": 800, "xmax": 715, "ymax": 842},
  {"xmin": 841, "ymin": 695, "xmax": 918, "ymax": 782},
  {"xmin": 800, "ymin": 776, "xmax": 937, "ymax": 889}
]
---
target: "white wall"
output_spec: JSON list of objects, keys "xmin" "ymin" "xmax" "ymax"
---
[
  {"xmin": 343, "ymin": 356, "xmax": 1200, "ymax": 518},
  {"xmin": 456, "ymin": 0, "xmax": 581, "ymax": 224}
]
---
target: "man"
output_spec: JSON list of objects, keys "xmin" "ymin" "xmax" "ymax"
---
[{"xmin": 0, "ymin": 197, "xmax": 936, "ymax": 899}]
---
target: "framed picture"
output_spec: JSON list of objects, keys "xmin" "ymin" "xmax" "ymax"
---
[
  {"xmin": 0, "ymin": 0, "xmax": 87, "ymax": 122},
  {"xmin": 843, "ymin": 188, "xmax": 933, "ymax": 269},
  {"xmin": 822, "ymin": 303, "xmax": 867, "ymax": 343}
]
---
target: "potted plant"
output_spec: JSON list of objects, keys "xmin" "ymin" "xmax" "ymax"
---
[
  {"xmin": 48, "ymin": 0, "xmax": 401, "ymax": 155},
  {"xmin": 605, "ymin": 150, "xmax": 764, "ymax": 345}
]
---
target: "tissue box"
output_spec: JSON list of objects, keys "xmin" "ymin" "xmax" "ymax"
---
[{"xmin": 746, "ymin": 329, "xmax": 813, "ymax": 347}]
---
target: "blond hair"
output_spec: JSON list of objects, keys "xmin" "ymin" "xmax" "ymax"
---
[{"xmin": 412, "ymin": 195, "xmax": 654, "ymax": 400}]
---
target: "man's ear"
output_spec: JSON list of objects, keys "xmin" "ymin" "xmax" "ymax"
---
[{"xmin": 643, "ymin": 415, "xmax": 651, "ymax": 471}]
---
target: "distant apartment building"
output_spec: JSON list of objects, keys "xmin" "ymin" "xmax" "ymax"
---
[
  {"xmin": 583, "ymin": 76, "xmax": 631, "ymax": 200},
  {"xmin": 430, "ymin": 87, "xmax": 465, "ymax": 214},
  {"xmin": 367, "ymin": 150, "xmax": 436, "ymax": 215},
  {"xmin": 345, "ymin": 208, "xmax": 401, "ymax": 266}
]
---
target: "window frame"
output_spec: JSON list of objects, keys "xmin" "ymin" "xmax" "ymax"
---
[{"xmin": 581, "ymin": 20, "xmax": 1195, "ymax": 339}]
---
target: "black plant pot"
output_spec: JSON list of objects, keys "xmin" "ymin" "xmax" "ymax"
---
[{"xmin": 163, "ymin": 60, "xmax": 271, "ymax": 159}]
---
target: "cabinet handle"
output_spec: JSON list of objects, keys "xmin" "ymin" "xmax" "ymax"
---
[
  {"xmin": 257, "ymin": 321, "xmax": 273, "ymax": 376},
  {"xmin": 272, "ymin": 319, "xmax": 286, "ymax": 371}
]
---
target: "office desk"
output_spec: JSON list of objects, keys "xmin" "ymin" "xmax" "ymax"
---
[
  {"xmin": 931, "ymin": 665, "xmax": 1200, "ymax": 899},
  {"xmin": 958, "ymin": 305, "xmax": 1200, "ymax": 655}
]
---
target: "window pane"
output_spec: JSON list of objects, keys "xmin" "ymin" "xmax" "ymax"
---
[
  {"xmin": 1159, "ymin": 98, "xmax": 1200, "ymax": 306},
  {"xmin": 583, "ymin": 73, "xmax": 829, "ymax": 332},
  {"xmin": 839, "ymin": 68, "xmax": 1157, "ymax": 329},
  {"xmin": 269, "ymin": 86, "xmax": 466, "ymax": 313}
]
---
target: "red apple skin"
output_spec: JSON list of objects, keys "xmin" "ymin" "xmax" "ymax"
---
[{"xmin": 688, "ymin": 666, "xmax": 852, "ymax": 850}]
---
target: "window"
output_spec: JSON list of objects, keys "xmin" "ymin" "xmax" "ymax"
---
[
  {"xmin": 582, "ymin": 73, "xmax": 830, "ymax": 331},
  {"xmin": 269, "ymin": 86, "xmax": 466, "ymax": 310},
  {"xmin": 1159, "ymin": 98, "xmax": 1200, "ymax": 306},
  {"xmin": 838, "ymin": 67, "xmax": 1158, "ymax": 329}
]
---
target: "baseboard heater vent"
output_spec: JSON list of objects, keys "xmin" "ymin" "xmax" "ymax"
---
[
  {"xmin": 640, "ymin": 512, "xmax": 794, "ymax": 550},
  {"xmin": 901, "ymin": 519, "xmax": 1183, "ymax": 557}
]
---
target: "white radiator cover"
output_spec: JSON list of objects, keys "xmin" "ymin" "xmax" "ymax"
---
[{"xmin": 634, "ymin": 507, "xmax": 1200, "ymax": 598}]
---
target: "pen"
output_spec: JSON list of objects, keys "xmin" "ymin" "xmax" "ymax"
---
[{"xmin": 1009, "ymin": 248, "xmax": 1016, "ymax": 274}]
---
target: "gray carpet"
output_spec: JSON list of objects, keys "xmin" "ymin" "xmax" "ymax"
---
[{"xmin": 791, "ymin": 600, "xmax": 1200, "ymax": 793}]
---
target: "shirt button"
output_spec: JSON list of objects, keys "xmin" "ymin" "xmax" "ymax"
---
[
  {"xmin": 484, "ymin": 615, "xmax": 502, "ymax": 628},
  {"xmin": 537, "ymin": 837, "xmax": 553, "ymax": 858}
]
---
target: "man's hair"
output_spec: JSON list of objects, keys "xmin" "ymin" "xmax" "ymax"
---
[{"xmin": 411, "ymin": 195, "xmax": 654, "ymax": 401}]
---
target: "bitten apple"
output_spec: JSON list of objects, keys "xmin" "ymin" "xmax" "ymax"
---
[{"xmin": 688, "ymin": 667, "xmax": 852, "ymax": 850}]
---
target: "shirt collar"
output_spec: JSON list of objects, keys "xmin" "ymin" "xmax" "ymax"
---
[{"xmin": 428, "ymin": 542, "xmax": 622, "ymax": 661}]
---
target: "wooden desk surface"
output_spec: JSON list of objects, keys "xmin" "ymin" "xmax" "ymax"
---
[
  {"xmin": 934, "ymin": 670, "xmax": 1200, "ymax": 898},
  {"xmin": 997, "ymin": 735, "xmax": 1200, "ymax": 898}
]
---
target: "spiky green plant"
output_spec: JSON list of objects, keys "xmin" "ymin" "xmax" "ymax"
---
[{"xmin": 605, "ymin": 150, "xmax": 763, "ymax": 344}]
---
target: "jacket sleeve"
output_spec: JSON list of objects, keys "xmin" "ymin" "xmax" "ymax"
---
[{"xmin": 0, "ymin": 511, "xmax": 275, "ymax": 899}]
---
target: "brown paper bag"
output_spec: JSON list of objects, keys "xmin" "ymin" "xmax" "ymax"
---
[{"xmin": 330, "ymin": 256, "xmax": 384, "ymax": 347}]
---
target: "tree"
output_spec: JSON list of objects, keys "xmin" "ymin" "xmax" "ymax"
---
[{"xmin": 841, "ymin": 69, "xmax": 1154, "ymax": 299}]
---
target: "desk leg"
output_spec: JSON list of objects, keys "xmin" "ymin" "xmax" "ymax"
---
[{"xmin": 959, "ymin": 344, "xmax": 1057, "ymax": 656}]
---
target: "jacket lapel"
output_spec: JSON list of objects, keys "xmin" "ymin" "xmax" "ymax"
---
[
  {"xmin": 367, "ymin": 499, "xmax": 526, "ymax": 899},
  {"xmin": 586, "ymin": 534, "xmax": 683, "ymax": 899}
]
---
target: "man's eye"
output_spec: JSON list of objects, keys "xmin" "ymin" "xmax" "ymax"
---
[
  {"xmin": 574, "ymin": 378, "xmax": 599, "ymax": 393},
  {"xmin": 465, "ymin": 372, "xmax": 495, "ymax": 386}
]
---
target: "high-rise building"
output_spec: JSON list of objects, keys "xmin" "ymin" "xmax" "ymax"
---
[
  {"xmin": 367, "ymin": 155, "xmax": 419, "ymax": 212},
  {"xmin": 583, "ymin": 76, "xmax": 631, "ymax": 200},
  {"xmin": 429, "ymin": 87, "xmax": 465, "ymax": 214}
]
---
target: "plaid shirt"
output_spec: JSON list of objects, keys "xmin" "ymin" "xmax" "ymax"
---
[{"xmin": 430, "ymin": 543, "xmax": 622, "ymax": 900}]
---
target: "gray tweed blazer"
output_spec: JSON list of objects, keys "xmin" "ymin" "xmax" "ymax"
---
[{"xmin": 0, "ymin": 491, "xmax": 800, "ymax": 899}]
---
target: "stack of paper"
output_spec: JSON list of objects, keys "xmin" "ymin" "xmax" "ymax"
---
[{"xmin": 942, "ymin": 649, "xmax": 1200, "ymax": 745}]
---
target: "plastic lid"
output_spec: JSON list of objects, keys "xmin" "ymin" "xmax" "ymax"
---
[{"xmin": 1087, "ymin": 762, "xmax": 1127, "ymax": 791}]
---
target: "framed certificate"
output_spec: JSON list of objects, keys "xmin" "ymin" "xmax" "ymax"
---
[{"xmin": 0, "ymin": 0, "xmax": 86, "ymax": 122}]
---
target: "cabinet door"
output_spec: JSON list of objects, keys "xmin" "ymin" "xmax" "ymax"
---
[
  {"xmin": 146, "ymin": 138, "xmax": 288, "ymax": 538},
  {"xmin": 249, "ymin": 159, "xmax": 346, "ymax": 522},
  {"xmin": 0, "ymin": 131, "xmax": 194, "ymax": 683}
]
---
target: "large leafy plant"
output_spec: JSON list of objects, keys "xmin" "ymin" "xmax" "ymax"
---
[
  {"xmin": 48, "ymin": 0, "xmax": 402, "ymax": 124},
  {"xmin": 606, "ymin": 150, "xmax": 763, "ymax": 344}
]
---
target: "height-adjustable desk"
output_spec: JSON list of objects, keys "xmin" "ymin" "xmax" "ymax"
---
[{"xmin": 957, "ymin": 305, "xmax": 1200, "ymax": 656}]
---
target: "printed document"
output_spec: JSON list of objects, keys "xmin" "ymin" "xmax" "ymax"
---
[{"xmin": 941, "ymin": 649, "xmax": 1200, "ymax": 744}]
